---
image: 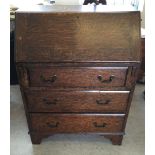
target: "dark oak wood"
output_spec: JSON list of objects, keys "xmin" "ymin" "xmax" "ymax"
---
[
  {"xmin": 104, "ymin": 135, "xmax": 123, "ymax": 145},
  {"xmin": 30, "ymin": 133, "xmax": 42, "ymax": 144},
  {"xmin": 15, "ymin": 6, "xmax": 140, "ymax": 62},
  {"xmin": 15, "ymin": 5, "xmax": 141, "ymax": 145},
  {"xmin": 26, "ymin": 90, "xmax": 129, "ymax": 112},
  {"xmin": 30, "ymin": 114, "xmax": 125, "ymax": 133},
  {"xmin": 28, "ymin": 66, "xmax": 128, "ymax": 88},
  {"xmin": 137, "ymin": 38, "xmax": 145, "ymax": 81},
  {"xmin": 16, "ymin": 63, "xmax": 138, "ymax": 90}
]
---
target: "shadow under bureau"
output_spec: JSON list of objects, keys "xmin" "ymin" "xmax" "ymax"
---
[{"xmin": 15, "ymin": 5, "xmax": 141, "ymax": 145}]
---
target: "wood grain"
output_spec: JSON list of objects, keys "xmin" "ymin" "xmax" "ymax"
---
[
  {"xmin": 30, "ymin": 114, "xmax": 125, "ymax": 133},
  {"xmin": 26, "ymin": 90, "xmax": 129, "ymax": 112},
  {"xmin": 15, "ymin": 6, "xmax": 141, "ymax": 145},
  {"xmin": 28, "ymin": 66, "xmax": 128, "ymax": 88},
  {"xmin": 137, "ymin": 38, "xmax": 145, "ymax": 81},
  {"xmin": 15, "ymin": 11, "xmax": 140, "ymax": 62}
]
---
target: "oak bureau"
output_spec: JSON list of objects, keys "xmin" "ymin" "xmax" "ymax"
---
[{"xmin": 15, "ymin": 5, "xmax": 141, "ymax": 145}]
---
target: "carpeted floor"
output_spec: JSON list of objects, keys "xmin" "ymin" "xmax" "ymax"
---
[{"xmin": 10, "ymin": 84, "xmax": 145, "ymax": 155}]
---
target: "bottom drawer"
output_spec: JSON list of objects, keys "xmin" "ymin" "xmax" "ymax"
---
[{"xmin": 30, "ymin": 114, "xmax": 125, "ymax": 133}]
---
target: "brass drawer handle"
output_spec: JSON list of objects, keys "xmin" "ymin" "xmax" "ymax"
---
[
  {"xmin": 96, "ymin": 99, "xmax": 110, "ymax": 105},
  {"xmin": 97, "ymin": 75, "xmax": 115, "ymax": 83},
  {"xmin": 93, "ymin": 122, "xmax": 107, "ymax": 128},
  {"xmin": 40, "ymin": 75, "xmax": 57, "ymax": 83},
  {"xmin": 46, "ymin": 122, "xmax": 59, "ymax": 128},
  {"xmin": 43, "ymin": 98, "xmax": 58, "ymax": 105}
]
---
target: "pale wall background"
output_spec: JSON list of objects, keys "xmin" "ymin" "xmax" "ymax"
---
[
  {"xmin": 141, "ymin": 2, "xmax": 145, "ymax": 28},
  {"xmin": 55, "ymin": 0, "xmax": 145, "ymax": 28}
]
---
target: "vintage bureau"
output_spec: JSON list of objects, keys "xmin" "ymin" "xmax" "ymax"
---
[{"xmin": 15, "ymin": 5, "xmax": 141, "ymax": 145}]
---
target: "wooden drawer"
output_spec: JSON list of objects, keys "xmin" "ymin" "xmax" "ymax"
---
[
  {"xmin": 16, "ymin": 12, "xmax": 140, "ymax": 62},
  {"xmin": 26, "ymin": 90, "xmax": 129, "ymax": 112},
  {"xmin": 28, "ymin": 67, "xmax": 128, "ymax": 88},
  {"xmin": 30, "ymin": 114, "xmax": 125, "ymax": 133}
]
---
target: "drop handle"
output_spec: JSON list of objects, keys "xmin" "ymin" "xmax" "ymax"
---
[
  {"xmin": 93, "ymin": 122, "xmax": 107, "ymax": 128},
  {"xmin": 97, "ymin": 75, "xmax": 115, "ymax": 83},
  {"xmin": 96, "ymin": 99, "xmax": 110, "ymax": 105},
  {"xmin": 46, "ymin": 122, "xmax": 59, "ymax": 128},
  {"xmin": 43, "ymin": 98, "xmax": 58, "ymax": 105},
  {"xmin": 40, "ymin": 75, "xmax": 57, "ymax": 83}
]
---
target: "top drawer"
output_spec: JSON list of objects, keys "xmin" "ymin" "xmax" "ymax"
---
[
  {"xmin": 26, "ymin": 66, "xmax": 128, "ymax": 88},
  {"xmin": 15, "ymin": 12, "xmax": 140, "ymax": 62}
]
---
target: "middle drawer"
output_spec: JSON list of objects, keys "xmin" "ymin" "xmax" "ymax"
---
[{"xmin": 25, "ymin": 90, "xmax": 130, "ymax": 112}]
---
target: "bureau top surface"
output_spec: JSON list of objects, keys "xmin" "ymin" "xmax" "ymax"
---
[{"xmin": 16, "ymin": 5, "xmax": 137, "ymax": 13}]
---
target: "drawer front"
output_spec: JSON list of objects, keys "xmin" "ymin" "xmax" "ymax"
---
[
  {"xmin": 16, "ymin": 12, "xmax": 140, "ymax": 62},
  {"xmin": 26, "ymin": 90, "xmax": 129, "ymax": 112},
  {"xmin": 30, "ymin": 114, "xmax": 125, "ymax": 133},
  {"xmin": 28, "ymin": 67, "xmax": 128, "ymax": 88}
]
